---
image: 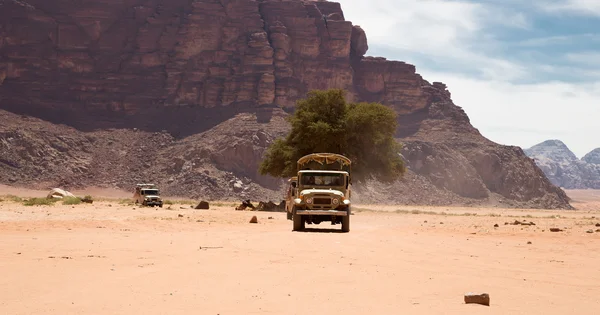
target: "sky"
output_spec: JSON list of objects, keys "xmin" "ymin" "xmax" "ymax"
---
[{"xmin": 335, "ymin": 0, "xmax": 600, "ymax": 158}]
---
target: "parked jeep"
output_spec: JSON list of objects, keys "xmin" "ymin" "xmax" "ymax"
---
[{"xmin": 133, "ymin": 183, "xmax": 163, "ymax": 207}]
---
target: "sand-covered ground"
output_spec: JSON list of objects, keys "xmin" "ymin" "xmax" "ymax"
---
[{"xmin": 1, "ymin": 185, "xmax": 599, "ymax": 314}]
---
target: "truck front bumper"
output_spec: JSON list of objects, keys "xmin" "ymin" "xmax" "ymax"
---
[
  {"xmin": 144, "ymin": 201, "xmax": 163, "ymax": 206},
  {"xmin": 295, "ymin": 209, "xmax": 348, "ymax": 216}
]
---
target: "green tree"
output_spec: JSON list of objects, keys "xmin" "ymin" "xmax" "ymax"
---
[{"xmin": 258, "ymin": 89, "xmax": 406, "ymax": 182}]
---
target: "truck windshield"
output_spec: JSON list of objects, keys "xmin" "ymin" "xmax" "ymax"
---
[
  {"xmin": 142, "ymin": 189, "xmax": 159, "ymax": 195},
  {"xmin": 301, "ymin": 173, "xmax": 343, "ymax": 186}
]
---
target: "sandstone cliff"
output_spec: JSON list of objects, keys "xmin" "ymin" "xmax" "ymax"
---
[
  {"xmin": 525, "ymin": 140, "xmax": 600, "ymax": 189},
  {"xmin": 0, "ymin": 0, "xmax": 572, "ymax": 209},
  {"xmin": 1, "ymin": 0, "xmax": 456, "ymax": 137}
]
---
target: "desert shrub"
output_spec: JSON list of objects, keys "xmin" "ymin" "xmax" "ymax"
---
[
  {"xmin": 1, "ymin": 195, "xmax": 23, "ymax": 202},
  {"xmin": 62, "ymin": 197, "xmax": 82, "ymax": 205},
  {"xmin": 81, "ymin": 195, "xmax": 94, "ymax": 203},
  {"xmin": 23, "ymin": 198, "xmax": 58, "ymax": 206}
]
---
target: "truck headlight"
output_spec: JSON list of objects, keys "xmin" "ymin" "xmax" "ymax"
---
[
  {"xmin": 306, "ymin": 197, "xmax": 313, "ymax": 204},
  {"xmin": 332, "ymin": 198, "xmax": 339, "ymax": 205}
]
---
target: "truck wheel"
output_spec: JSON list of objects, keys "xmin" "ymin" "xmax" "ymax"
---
[
  {"xmin": 159, "ymin": 204, "xmax": 163, "ymax": 208},
  {"xmin": 293, "ymin": 214, "xmax": 304, "ymax": 231},
  {"xmin": 341, "ymin": 215, "xmax": 350, "ymax": 232},
  {"xmin": 341, "ymin": 207, "xmax": 350, "ymax": 232},
  {"xmin": 292, "ymin": 206, "xmax": 304, "ymax": 231}
]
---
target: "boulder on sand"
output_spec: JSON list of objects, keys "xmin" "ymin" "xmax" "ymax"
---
[{"xmin": 47, "ymin": 188, "xmax": 75, "ymax": 199}]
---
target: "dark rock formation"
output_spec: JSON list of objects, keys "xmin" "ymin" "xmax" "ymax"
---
[
  {"xmin": 0, "ymin": 0, "xmax": 572, "ymax": 209},
  {"xmin": 525, "ymin": 140, "xmax": 600, "ymax": 189}
]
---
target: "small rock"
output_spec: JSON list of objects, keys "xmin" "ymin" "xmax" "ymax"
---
[
  {"xmin": 464, "ymin": 292, "xmax": 490, "ymax": 306},
  {"xmin": 586, "ymin": 230, "xmax": 593, "ymax": 233},
  {"xmin": 249, "ymin": 216, "xmax": 258, "ymax": 224},
  {"xmin": 195, "ymin": 201, "xmax": 209, "ymax": 209},
  {"xmin": 178, "ymin": 214, "xmax": 183, "ymax": 218},
  {"xmin": 511, "ymin": 220, "xmax": 535, "ymax": 226},
  {"xmin": 493, "ymin": 224, "xmax": 499, "ymax": 227},
  {"xmin": 268, "ymin": 216, "xmax": 274, "ymax": 220},
  {"xmin": 549, "ymin": 228, "xmax": 563, "ymax": 232},
  {"xmin": 596, "ymin": 223, "xmax": 600, "ymax": 227},
  {"xmin": 527, "ymin": 241, "xmax": 532, "ymax": 244}
]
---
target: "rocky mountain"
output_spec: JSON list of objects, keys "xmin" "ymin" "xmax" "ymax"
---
[
  {"xmin": 0, "ymin": 0, "xmax": 572, "ymax": 209},
  {"xmin": 524, "ymin": 140, "xmax": 600, "ymax": 189},
  {"xmin": 582, "ymin": 148, "xmax": 600, "ymax": 165}
]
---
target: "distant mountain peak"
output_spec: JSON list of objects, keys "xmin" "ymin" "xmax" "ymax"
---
[
  {"xmin": 539, "ymin": 139, "xmax": 568, "ymax": 147},
  {"xmin": 524, "ymin": 139, "xmax": 578, "ymax": 163},
  {"xmin": 524, "ymin": 140, "xmax": 600, "ymax": 189},
  {"xmin": 582, "ymin": 148, "xmax": 600, "ymax": 165}
]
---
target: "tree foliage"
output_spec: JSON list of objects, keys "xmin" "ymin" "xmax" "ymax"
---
[{"xmin": 258, "ymin": 89, "xmax": 406, "ymax": 182}]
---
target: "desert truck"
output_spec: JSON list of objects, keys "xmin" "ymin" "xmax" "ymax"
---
[
  {"xmin": 285, "ymin": 153, "xmax": 352, "ymax": 232},
  {"xmin": 133, "ymin": 183, "xmax": 163, "ymax": 207}
]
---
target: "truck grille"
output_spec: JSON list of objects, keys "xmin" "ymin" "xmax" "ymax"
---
[{"xmin": 313, "ymin": 198, "xmax": 331, "ymax": 205}]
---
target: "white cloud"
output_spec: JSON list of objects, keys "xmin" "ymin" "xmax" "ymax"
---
[
  {"xmin": 515, "ymin": 33, "xmax": 600, "ymax": 47},
  {"xmin": 565, "ymin": 51, "xmax": 600, "ymax": 66},
  {"xmin": 542, "ymin": 0, "xmax": 600, "ymax": 16},
  {"xmin": 336, "ymin": 0, "xmax": 531, "ymax": 81},
  {"xmin": 418, "ymin": 69, "xmax": 600, "ymax": 157},
  {"xmin": 335, "ymin": 0, "xmax": 600, "ymax": 157}
]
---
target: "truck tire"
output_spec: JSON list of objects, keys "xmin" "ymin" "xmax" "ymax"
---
[
  {"xmin": 292, "ymin": 206, "xmax": 304, "ymax": 231},
  {"xmin": 341, "ymin": 206, "xmax": 350, "ymax": 232}
]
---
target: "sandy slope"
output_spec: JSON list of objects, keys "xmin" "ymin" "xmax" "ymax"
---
[{"xmin": 1, "ymin": 188, "xmax": 599, "ymax": 314}]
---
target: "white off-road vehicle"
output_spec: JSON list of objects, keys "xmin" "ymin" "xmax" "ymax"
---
[{"xmin": 133, "ymin": 183, "xmax": 163, "ymax": 207}]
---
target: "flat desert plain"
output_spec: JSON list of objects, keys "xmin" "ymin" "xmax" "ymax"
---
[{"xmin": 1, "ymin": 186, "xmax": 600, "ymax": 315}]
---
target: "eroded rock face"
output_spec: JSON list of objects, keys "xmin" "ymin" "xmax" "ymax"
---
[
  {"xmin": 0, "ymin": 0, "xmax": 572, "ymax": 209},
  {"xmin": 1, "ymin": 0, "xmax": 442, "ymax": 136},
  {"xmin": 401, "ymin": 141, "xmax": 489, "ymax": 199}
]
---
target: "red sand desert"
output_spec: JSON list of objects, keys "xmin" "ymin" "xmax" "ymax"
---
[{"xmin": 1, "ymin": 185, "xmax": 599, "ymax": 314}]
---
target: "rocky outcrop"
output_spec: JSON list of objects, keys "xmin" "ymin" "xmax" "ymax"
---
[
  {"xmin": 525, "ymin": 140, "xmax": 600, "ymax": 189},
  {"xmin": 0, "ymin": 0, "xmax": 573, "ymax": 209},
  {"xmin": 0, "ymin": 108, "xmax": 572, "ymax": 209},
  {"xmin": 0, "ymin": 109, "xmax": 289, "ymax": 201}
]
